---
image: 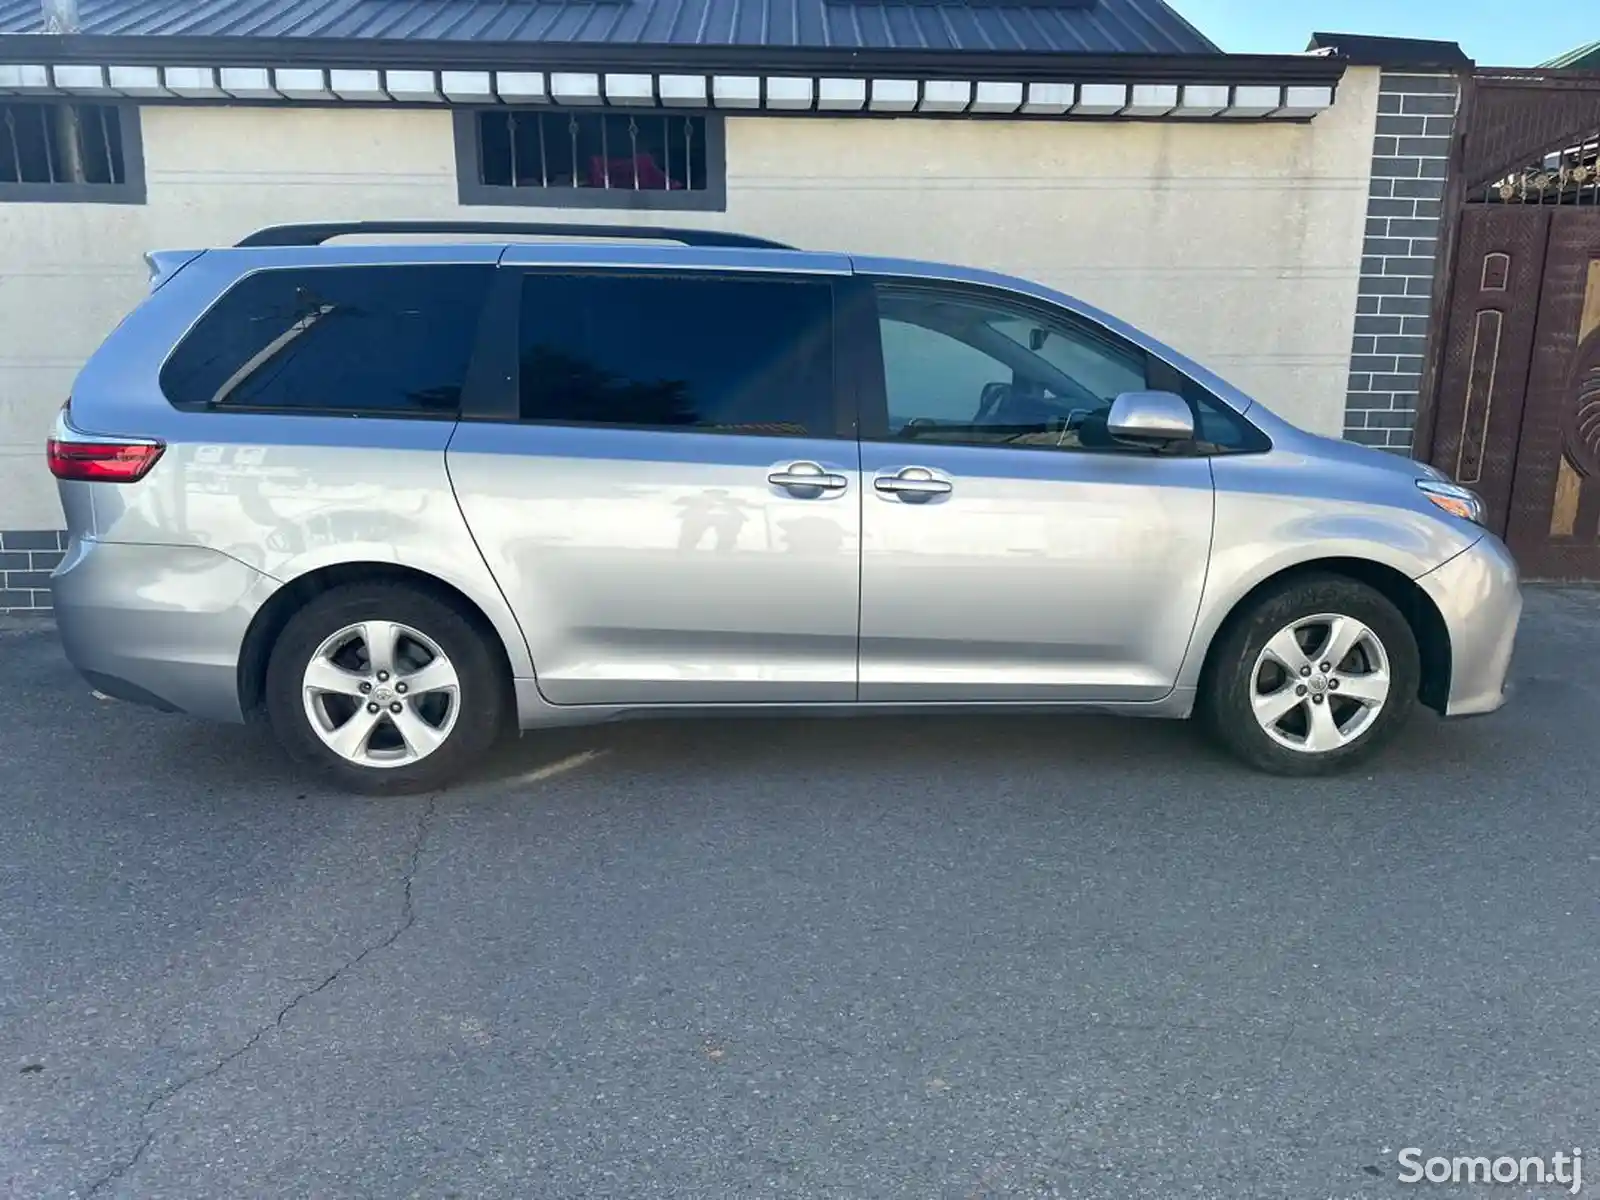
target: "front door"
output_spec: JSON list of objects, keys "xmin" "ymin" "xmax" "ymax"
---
[
  {"xmin": 855, "ymin": 281, "xmax": 1217, "ymax": 703},
  {"xmin": 448, "ymin": 266, "xmax": 861, "ymax": 705}
]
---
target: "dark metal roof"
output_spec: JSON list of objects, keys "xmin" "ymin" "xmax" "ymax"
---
[
  {"xmin": 1541, "ymin": 39, "xmax": 1600, "ymax": 71},
  {"xmin": 0, "ymin": 0, "xmax": 1220, "ymax": 54},
  {"xmin": 1305, "ymin": 31, "xmax": 1471, "ymax": 69}
]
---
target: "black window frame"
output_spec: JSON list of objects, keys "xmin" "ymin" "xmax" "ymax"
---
[
  {"xmin": 457, "ymin": 266, "xmax": 859, "ymax": 442},
  {"xmin": 453, "ymin": 108, "xmax": 727, "ymax": 213},
  {"xmin": 0, "ymin": 100, "xmax": 145, "ymax": 205},
  {"xmin": 159, "ymin": 262, "xmax": 497, "ymax": 420},
  {"xmin": 854, "ymin": 278, "xmax": 1272, "ymax": 456}
]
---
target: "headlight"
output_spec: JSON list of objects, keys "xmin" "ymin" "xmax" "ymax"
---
[{"xmin": 1417, "ymin": 479, "xmax": 1486, "ymax": 525}]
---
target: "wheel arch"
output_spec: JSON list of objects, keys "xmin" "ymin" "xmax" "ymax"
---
[
  {"xmin": 1193, "ymin": 557, "xmax": 1452, "ymax": 715},
  {"xmin": 237, "ymin": 562, "xmax": 518, "ymax": 719}
]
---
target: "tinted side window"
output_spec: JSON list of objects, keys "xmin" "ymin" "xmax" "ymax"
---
[
  {"xmin": 875, "ymin": 288, "xmax": 1149, "ymax": 451},
  {"xmin": 518, "ymin": 273, "xmax": 835, "ymax": 437},
  {"xmin": 1144, "ymin": 357, "xmax": 1272, "ymax": 454},
  {"xmin": 1192, "ymin": 403, "xmax": 1262, "ymax": 450},
  {"xmin": 879, "ymin": 317, "xmax": 1007, "ymax": 426},
  {"xmin": 161, "ymin": 264, "xmax": 493, "ymax": 415},
  {"xmin": 874, "ymin": 285, "xmax": 1265, "ymax": 454}
]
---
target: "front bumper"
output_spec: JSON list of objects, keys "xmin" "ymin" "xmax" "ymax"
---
[
  {"xmin": 1415, "ymin": 532, "xmax": 1522, "ymax": 717},
  {"xmin": 51, "ymin": 538, "xmax": 276, "ymax": 722}
]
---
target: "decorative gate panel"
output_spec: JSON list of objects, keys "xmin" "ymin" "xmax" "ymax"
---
[
  {"xmin": 1503, "ymin": 210, "xmax": 1600, "ymax": 577},
  {"xmin": 1429, "ymin": 207, "xmax": 1550, "ymax": 533},
  {"xmin": 1423, "ymin": 71, "xmax": 1600, "ymax": 578}
]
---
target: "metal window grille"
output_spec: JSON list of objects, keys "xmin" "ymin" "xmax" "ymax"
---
[
  {"xmin": 476, "ymin": 110, "xmax": 709, "ymax": 195},
  {"xmin": 1477, "ymin": 128, "xmax": 1600, "ymax": 206},
  {"xmin": 0, "ymin": 102, "xmax": 127, "ymax": 187}
]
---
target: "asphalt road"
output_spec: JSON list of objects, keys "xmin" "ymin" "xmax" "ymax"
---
[{"xmin": 3, "ymin": 587, "xmax": 1599, "ymax": 1200}]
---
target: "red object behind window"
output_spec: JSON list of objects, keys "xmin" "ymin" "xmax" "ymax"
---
[
  {"xmin": 47, "ymin": 437, "xmax": 165, "ymax": 482},
  {"xmin": 587, "ymin": 153, "xmax": 678, "ymax": 190}
]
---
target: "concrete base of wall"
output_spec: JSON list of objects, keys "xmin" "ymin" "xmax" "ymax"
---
[{"xmin": 0, "ymin": 530, "xmax": 64, "ymax": 611}]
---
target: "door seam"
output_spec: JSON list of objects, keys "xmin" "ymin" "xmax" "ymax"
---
[
  {"xmin": 1171, "ymin": 458, "xmax": 1221, "ymax": 696},
  {"xmin": 442, "ymin": 421, "xmax": 543, "ymax": 694},
  {"xmin": 853, "ymin": 434, "xmax": 865, "ymax": 703}
]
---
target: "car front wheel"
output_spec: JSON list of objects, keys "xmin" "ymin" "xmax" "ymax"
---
[
  {"xmin": 1201, "ymin": 575, "xmax": 1420, "ymax": 776},
  {"xmin": 264, "ymin": 583, "xmax": 508, "ymax": 794}
]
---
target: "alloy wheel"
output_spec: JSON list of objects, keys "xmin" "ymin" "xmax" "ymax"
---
[
  {"xmin": 1249, "ymin": 613, "xmax": 1391, "ymax": 754},
  {"xmin": 301, "ymin": 621, "xmax": 461, "ymax": 769}
]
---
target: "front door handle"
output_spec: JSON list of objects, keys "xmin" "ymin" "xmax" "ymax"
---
[
  {"xmin": 873, "ymin": 467, "xmax": 953, "ymax": 501},
  {"xmin": 768, "ymin": 461, "xmax": 849, "ymax": 497}
]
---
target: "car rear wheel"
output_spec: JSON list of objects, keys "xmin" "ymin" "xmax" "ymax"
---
[
  {"xmin": 264, "ymin": 583, "xmax": 508, "ymax": 794},
  {"xmin": 1200, "ymin": 575, "xmax": 1420, "ymax": 776}
]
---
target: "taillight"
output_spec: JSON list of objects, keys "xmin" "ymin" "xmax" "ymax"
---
[{"xmin": 47, "ymin": 436, "xmax": 165, "ymax": 482}]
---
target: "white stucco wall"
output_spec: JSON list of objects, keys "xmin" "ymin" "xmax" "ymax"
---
[{"xmin": 0, "ymin": 67, "xmax": 1378, "ymax": 531}]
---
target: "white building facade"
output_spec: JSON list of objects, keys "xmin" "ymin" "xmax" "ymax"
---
[{"xmin": 0, "ymin": 3, "xmax": 1456, "ymax": 610}]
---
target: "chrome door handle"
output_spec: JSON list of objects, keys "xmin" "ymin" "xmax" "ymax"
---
[
  {"xmin": 767, "ymin": 461, "xmax": 849, "ymax": 495},
  {"xmin": 874, "ymin": 467, "xmax": 952, "ymax": 500}
]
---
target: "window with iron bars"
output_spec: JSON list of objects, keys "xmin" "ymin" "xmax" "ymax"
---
[
  {"xmin": 0, "ymin": 101, "xmax": 145, "ymax": 204},
  {"xmin": 455, "ymin": 109, "xmax": 726, "ymax": 212}
]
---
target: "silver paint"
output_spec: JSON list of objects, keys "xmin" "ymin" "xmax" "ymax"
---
[
  {"xmin": 447, "ymin": 424, "xmax": 862, "ymax": 704},
  {"xmin": 50, "ymin": 238, "xmax": 1521, "ymax": 746},
  {"xmin": 1105, "ymin": 389, "xmax": 1195, "ymax": 443},
  {"xmin": 1415, "ymin": 532, "xmax": 1522, "ymax": 717},
  {"xmin": 857, "ymin": 440, "xmax": 1213, "ymax": 702}
]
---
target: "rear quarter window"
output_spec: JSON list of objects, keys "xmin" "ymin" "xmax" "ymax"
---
[{"xmin": 160, "ymin": 263, "xmax": 493, "ymax": 416}]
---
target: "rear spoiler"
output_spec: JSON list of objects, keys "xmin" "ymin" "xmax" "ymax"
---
[{"xmin": 143, "ymin": 249, "xmax": 203, "ymax": 293}]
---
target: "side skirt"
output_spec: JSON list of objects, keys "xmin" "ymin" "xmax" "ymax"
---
[{"xmin": 512, "ymin": 678, "xmax": 1196, "ymax": 729}]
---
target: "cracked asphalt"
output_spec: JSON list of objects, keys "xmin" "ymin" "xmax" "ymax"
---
[{"xmin": 3, "ymin": 587, "xmax": 1600, "ymax": 1199}]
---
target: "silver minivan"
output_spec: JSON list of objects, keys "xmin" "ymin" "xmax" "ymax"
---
[{"xmin": 48, "ymin": 222, "xmax": 1520, "ymax": 793}]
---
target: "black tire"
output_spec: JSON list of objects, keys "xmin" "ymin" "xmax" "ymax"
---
[
  {"xmin": 1199, "ymin": 573, "xmax": 1420, "ymax": 777},
  {"xmin": 264, "ymin": 582, "xmax": 509, "ymax": 795}
]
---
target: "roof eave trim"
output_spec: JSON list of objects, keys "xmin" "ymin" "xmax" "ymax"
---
[{"xmin": 0, "ymin": 33, "xmax": 1349, "ymax": 87}]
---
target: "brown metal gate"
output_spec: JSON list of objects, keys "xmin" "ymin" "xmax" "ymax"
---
[{"xmin": 1422, "ymin": 73, "xmax": 1600, "ymax": 579}]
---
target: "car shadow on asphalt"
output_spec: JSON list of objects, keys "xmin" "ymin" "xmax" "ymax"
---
[{"xmin": 146, "ymin": 701, "xmax": 1483, "ymax": 815}]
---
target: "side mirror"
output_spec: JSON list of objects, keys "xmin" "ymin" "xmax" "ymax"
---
[{"xmin": 1106, "ymin": 390, "xmax": 1195, "ymax": 446}]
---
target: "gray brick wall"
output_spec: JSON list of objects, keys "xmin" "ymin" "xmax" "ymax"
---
[
  {"xmin": 1343, "ymin": 71, "xmax": 1460, "ymax": 452},
  {"xmin": 0, "ymin": 530, "xmax": 64, "ymax": 612}
]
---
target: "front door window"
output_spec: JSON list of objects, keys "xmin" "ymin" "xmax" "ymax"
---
[{"xmin": 875, "ymin": 286, "xmax": 1262, "ymax": 454}]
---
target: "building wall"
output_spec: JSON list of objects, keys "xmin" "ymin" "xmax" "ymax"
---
[
  {"xmin": 0, "ymin": 69, "xmax": 1380, "ymax": 610},
  {"xmin": 1340, "ymin": 70, "xmax": 1460, "ymax": 451}
]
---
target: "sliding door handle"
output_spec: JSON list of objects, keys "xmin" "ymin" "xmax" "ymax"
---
[
  {"xmin": 874, "ymin": 467, "xmax": 953, "ymax": 501},
  {"xmin": 768, "ymin": 461, "xmax": 849, "ymax": 496}
]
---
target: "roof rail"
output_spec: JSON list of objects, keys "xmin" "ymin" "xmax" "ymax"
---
[{"xmin": 234, "ymin": 221, "xmax": 794, "ymax": 250}]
